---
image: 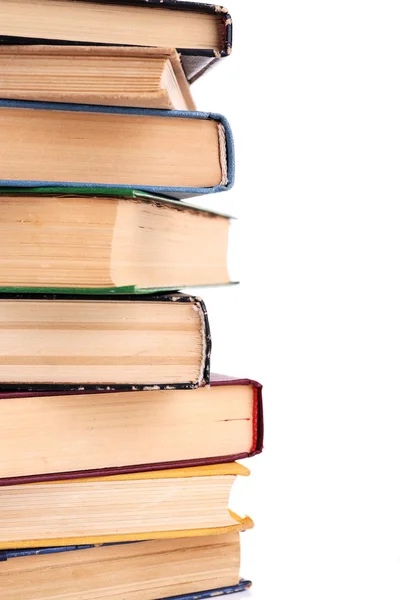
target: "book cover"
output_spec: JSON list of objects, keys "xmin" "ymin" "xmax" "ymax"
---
[
  {"xmin": 1, "ymin": 540, "xmax": 251, "ymax": 597},
  {"xmin": 0, "ymin": 100, "xmax": 234, "ymax": 200},
  {"xmin": 0, "ymin": 0, "xmax": 233, "ymax": 84},
  {"xmin": 0, "ymin": 463, "xmax": 254, "ymax": 550},
  {"xmin": 0, "ymin": 292, "xmax": 211, "ymax": 392},
  {"xmin": 0, "ymin": 187, "xmax": 235, "ymax": 294},
  {"xmin": 0, "ymin": 538, "xmax": 251, "ymax": 598},
  {"xmin": 0, "ymin": 374, "xmax": 263, "ymax": 486}
]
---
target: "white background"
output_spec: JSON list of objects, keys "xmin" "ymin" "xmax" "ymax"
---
[{"xmin": 189, "ymin": 1, "xmax": 400, "ymax": 598}]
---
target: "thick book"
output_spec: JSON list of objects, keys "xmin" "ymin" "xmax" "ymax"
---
[
  {"xmin": 0, "ymin": 463, "xmax": 253, "ymax": 549},
  {"xmin": 0, "ymin": 293, "xmax": 211, "ymax": 390},
  {"xmin": 0, "ymin": 534, "xmax": 251, "ymax": 599},
  {"xmin": 0, "ymin": 374, "xmax": 263, "ymax": 485},
  {"xmin": 0, "ymin": 189, "xmax": 234, "ymax": 292},
  {"xmin": 0, "ymin": 100, "xmax": 234, "ymax": 200},
  {"xmin": 0, "ymin": 45, "xmax": 197, "ymax": 110},
  {"xmin": 0, "ymin": 0, "xmax": 232, "ymax": 83}
]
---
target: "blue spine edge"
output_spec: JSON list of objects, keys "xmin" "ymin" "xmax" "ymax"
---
[
  {"xmin": 165, "ymin": 580, "xmax": 252, "ymax": 599},
  {"xmin": 0, "ymin": 541, "xmax": 136, "ymax": 561},
  {"xmin": 0, "ymin": 100, "xmax": 235, "ymax": 199}
]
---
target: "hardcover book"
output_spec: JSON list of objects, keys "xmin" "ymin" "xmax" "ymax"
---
[
  {"xmin": 0, "ymin": 189, "xmax": 234, "ymax": 292},
  {"xmin": 0, "ymin": 463, "xmax": 253, "ymax": 549},
  {"xmin": 0, "ymin": 0, "xmax": 232, "ymax": 83},
  {"xmin": 0, "ymin": 45, "xmax": 197, "ymax": 110},
  {"xmin": 0, "ymin": 374, "xmax": 263, "ymax": 485},
  {"xmin": 0, "ymin": 534, "xmax": 251, "ymax": 599},
  {"xmin": 0, "ymin": 293, "xmax": 211, "ymax": 390},
  {"xmin": 0, "ymin": 100, "xmax": 234, "ymax": 199}
]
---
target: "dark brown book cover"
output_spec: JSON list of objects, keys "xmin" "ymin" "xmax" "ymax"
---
[
  {"xmin": 0, "ymin": 374, "xmax": 263, "ymax": 486},
  {"xmin": 0, "ymin": 292, "xmax": 211, "ymax": 392},
  {"xmin": 0, "ymin": 0, "xmax": 233, "ymax": 83}
]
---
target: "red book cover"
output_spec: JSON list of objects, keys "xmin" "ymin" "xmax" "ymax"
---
[{"xmin": 0, "ymin": 374, "xmax": 263, "ymax": 486}]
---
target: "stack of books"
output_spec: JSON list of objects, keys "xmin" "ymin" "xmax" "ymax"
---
[{"xmin": 0, "ymin": 1, "xmax": 264, "ymax": 599}]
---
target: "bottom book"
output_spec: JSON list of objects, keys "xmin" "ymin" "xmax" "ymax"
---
[{"xmin": 0, "ymin": 533, "xmax": 251, "ymax": 600}]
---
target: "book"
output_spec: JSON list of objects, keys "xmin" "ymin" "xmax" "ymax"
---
[
  {"xmin": 0, "ymin": 190, "xmax": 234, "ymax": 292},
  {"xmin": 0, "ymin": 293, "xmax": 211, "ymax": 390},
  {"xmin": 0, "ymin": 0, "xmax": 232, "ymax": 84},
  {"xmin": 0, "ymin": 100, "xmax": 234, "ymax": 199},
  {"xmin": 0, "ymin": 374, "xmax": 263, "ymax": 485},
  {"xmin": 0, "ymin": 534, "xmax": 251, "ymax": 599},
  {"xmin": 0, "ymin": 45, "xmax": 197, "ymax": 110},
  {"xmin": 0, "ymin": 463, "xmax": 253, "ymax": 549}
]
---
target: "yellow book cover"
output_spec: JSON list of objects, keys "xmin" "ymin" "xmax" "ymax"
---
[{"xmin": 0, "ymin": 463, "xmax": 253, "ymax": 549}]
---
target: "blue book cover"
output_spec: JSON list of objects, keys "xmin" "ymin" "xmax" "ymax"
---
[
  {"xmin": 0, "ymin": 100, "xmax": 235, "ymax": 200},
  {"xmin": 0, "ymin": 543, "xmax": 251, "ymax": 598}
]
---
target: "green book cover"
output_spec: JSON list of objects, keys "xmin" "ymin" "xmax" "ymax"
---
[{"xmin": 0, "ymin": 186, "xmax": 235, "ymax": 295}]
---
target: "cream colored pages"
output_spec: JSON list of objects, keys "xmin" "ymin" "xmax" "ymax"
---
[
  {"xmin": 0, "ymin": 475, "xmax": 237, "ymax": 545},
  {"xmin": 0, "ymin": 108, "xmax": 222, "ymax": 187},
  {"xmin": 0, "ymin": 46, "xmax": 196, "ymax": 110},
  {"xmin": 0, "ymin": 196, "xmax": 230, "ymax": 288},
  {"xmin": 0, "ymin": 534, "xmax": 241, "ymax": 600},
  {"xmin": 0, "ymin": 299, "xmax": 204, "ymax": 384},
  {"xmin": 0, "ymin": 0, "xmax": 223, "ymax": 49},
  {"xmin": 0, "ymin": 385, "xmax": 254, "ymax": 478}
]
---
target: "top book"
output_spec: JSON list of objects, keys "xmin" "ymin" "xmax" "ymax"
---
[{"xmin": 0, "ymin": 0, "xmax": 232, "ymax": 83}]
